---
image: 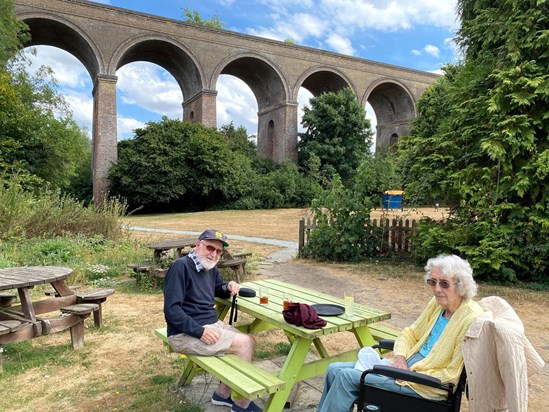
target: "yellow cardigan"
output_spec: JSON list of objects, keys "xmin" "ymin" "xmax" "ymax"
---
[{"xmin": 393, "ymin": 297, "xmax": 483, "ymax": 399}]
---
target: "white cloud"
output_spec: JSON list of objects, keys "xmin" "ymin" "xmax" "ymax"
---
[
  {"xmin": 424, "ymin": 44, "xmax": 440, "ymax": 57},
  {"xmin": 117, "ymin": 117, "xmax": 145, "ymax": 140},
  {"xmin": 325, "ymin": 32, "xmax": 356, "ymax": 55},
  {"xmin": 216, "ymin": 75, "xmax": 258, "ymax": 134},
  {"xmin": 116, "ymin": 63, "xmax": 183, "ymax": 118},
  {"xmin": 412, "ymin": 44, "xmax": 440, "ymax": 58},
  {"xmin": 320, "ymin": 0, "xmax": 458, "ymax": 32}
]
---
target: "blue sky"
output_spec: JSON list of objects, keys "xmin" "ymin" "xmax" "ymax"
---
[{"xmin": 24, "ymin": 0, "xmax": 461, "ymax": 142}]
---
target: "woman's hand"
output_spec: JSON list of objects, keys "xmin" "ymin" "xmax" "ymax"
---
[{"xmin": 392, "ymin": 355, "xmax": 409, "ymax": 370}]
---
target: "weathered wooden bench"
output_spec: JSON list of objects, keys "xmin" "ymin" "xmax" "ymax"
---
[
  {"xmin": 44, "ymin": 285, "xmax": 81, "ymax": 297},
  {"xmin": 218, "ymin": 251, "xmax": 252, "ymax": 283},
  {"xmin": 60, "ymin": 303, "xmax": 99, "ymax": 349},
  {"xmin": 76, "ymin": 288, "xmax": 115, "ymax": 328},
  {"xmin": 127, "ymin": 262, "xmax": 167, "ymax": 289},
  {"xmin": 0, "ymin": 294, "xmax": 17, "ymax": 308},
  {"xmin": 154, "ymin": 327, "xmax": 285, "ymax": 401}
]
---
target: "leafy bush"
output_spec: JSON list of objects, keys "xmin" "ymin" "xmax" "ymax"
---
[{"xmin": 300, "ymin": 177, "xmax": 381, "ymax": 261}]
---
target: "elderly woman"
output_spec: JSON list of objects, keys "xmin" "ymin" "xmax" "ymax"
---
[{"xmin": 317, "ymin": 254, "xmax": 483, "ymax": 412}]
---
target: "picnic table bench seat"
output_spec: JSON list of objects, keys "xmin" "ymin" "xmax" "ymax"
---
[
  {"xmin": 127, "ymin": 262, "xmax": 167, "ymax": 289},
  {"xmin": 154, "ymin": 327, "xmax": 285, "ymax": 400},
  {"xmin": 44, "ymin": 285, "xmax": 81, "ymax": 297},
  {"xmin": 217, "ymin": 252, "xmax": 252, "ymax": 283},
  {"xmin": 60, "ymin": 303, "xmax": 99, "ymax": 349},
  {"xmin": 0, "ymin": 294, "xmax": 17, "ymax": 308},
  {"xmin": 76, "ymin": 288, "xmax": 115, "ymax": 328}
]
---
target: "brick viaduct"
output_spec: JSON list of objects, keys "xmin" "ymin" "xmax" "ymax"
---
[{"xmin": 14, "ymin": 0, "xmax": 439, "ymax": 201}]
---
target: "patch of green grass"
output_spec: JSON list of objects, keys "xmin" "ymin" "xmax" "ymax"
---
[
  {"xmin": 1, "ymin": 340, "xmax": 74, "ymax": 377},
  {"xmin": 150, "ymin": 374, "xmax": 175, "ymax": 385},
  {"xmin": 274, "ymin": 342, "xmax": 291, "ymax": 356}
]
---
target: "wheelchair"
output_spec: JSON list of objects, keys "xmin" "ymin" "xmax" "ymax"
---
[{"xmin": 356, "ymin": 339, "xmax": 466, "ymax": 412}]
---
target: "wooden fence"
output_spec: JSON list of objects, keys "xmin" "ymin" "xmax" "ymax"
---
[{"xmin": 298, "ymin": 217, "xmax": 417, "ymax": 256}]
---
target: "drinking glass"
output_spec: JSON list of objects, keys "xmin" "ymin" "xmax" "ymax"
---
[
  {"xmin": 344, "ymin": 292, "xmax": 354, "ymax": 316},
  {"xmin": 259, "ymin": 286, "xmax": 269, "ymax": 305},
  {"xmin": 282, "ymin": 292, "xmax": 293, "ymax": 310}
]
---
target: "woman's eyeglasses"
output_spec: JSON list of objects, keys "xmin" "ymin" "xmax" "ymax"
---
[
  {"xmin": 426, "ymin": 278, "xmax": 454, "ymax": 289},
  {"xmin": 200, "ymin": 241, "xmax": 224, "ymax": 255}
]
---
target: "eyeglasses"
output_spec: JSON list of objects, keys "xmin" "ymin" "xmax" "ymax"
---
[
  {"xmin": 200, "ymin": 241, "xmax": 224, "ymax": 255},
  {"xmin": 425, "ymin": 278, "xmax": 455, "ymax": 289}
]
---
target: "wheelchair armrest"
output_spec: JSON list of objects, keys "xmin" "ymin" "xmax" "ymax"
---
[
  {"xmin": 372, "ymin": 365, "xmax": 443, "ymax": 386},
  {"xmin": 372, "ymin": 339, "xmax": 395, "ymax": 351}
]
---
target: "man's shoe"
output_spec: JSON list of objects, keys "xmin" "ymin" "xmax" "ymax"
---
[
  {"xmin": 211, "ymin": 392, "xmax": 234, "ymax": 407},
  {"xmin": 230, "ymin": 401, "xmax": 262, "ymax": 412}
]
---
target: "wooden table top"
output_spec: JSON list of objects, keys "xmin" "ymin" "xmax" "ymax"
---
[
  {"xmin": 0, "ymin": 266, "xmax": 73, "ymax": 291},
  {"xmin": 149, "ymin": 237, "xmax": 197, "ymax": 251}
]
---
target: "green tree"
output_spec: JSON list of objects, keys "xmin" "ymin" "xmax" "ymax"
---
[
  {"xmin": 355, "ymin": 150, "xmax": 401, "ymax": 204},
  {"xmin": 298, "ymin": 88, "xmax": 373, "ymax": 184},
  {"xmin": 399, "ymin": 0, "xmax": 548, "ymax": 281},
  {"xmin": 182, "ymin": 7, "xmax": 224, "ymax": 28},
  {"xmin": 219, "ymin": 122, "xmax": 257, "ymax": 158},
  {"xmin": 108, "ymin": 118, "xmax": 253, "ymax": 211},
  {"xmin": 1, "ymin": 61, "xmax": 89, "ymax": 191},
  {"xmin": 0, "ymin": 0, "xmax": 29, "ymax": 67}
]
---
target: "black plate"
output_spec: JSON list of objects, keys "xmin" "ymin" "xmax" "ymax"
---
[{"xmin": 311, "ymin": 303, "xmax": 345, "ymax": 316}]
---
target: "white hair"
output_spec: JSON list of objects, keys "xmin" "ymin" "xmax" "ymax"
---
[{"xmin": 424, "ymin": 254, "xmax": 478, "ymax": 299}]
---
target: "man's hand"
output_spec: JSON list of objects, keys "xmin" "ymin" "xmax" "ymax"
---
[
  {"xmin": 201, "ymin": 326, "xmax": 220, "ymax": 345},
  {"xmin": 226, "ymin": 281, "xmax": 240, "ymax": 296}
]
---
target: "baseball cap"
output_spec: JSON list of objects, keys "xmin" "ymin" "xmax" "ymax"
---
[{"xmin": 198, "ymin": 229, "xmax": 229, "ymax": 247}]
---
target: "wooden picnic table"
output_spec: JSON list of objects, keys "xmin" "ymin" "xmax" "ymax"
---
[
  {"xmin": 211, "ymin": 279, "xmax": 392, "ymax": 412},
  {"xmin": 0, "ymin": 266, "xmax": 100, "ymax": 354},
  {"xmin": 149, "ymin": 237, "xmax": 197, "ymax": 260}
]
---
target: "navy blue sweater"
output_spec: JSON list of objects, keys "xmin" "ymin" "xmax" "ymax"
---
[{"xmin": 163, "ymin": 255, "xmax": 230, "ymax": 338}]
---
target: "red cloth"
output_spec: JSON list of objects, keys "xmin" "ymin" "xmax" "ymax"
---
[{"xmin": 282, "ymin": 303, "xmax": 327, "ymax": 329}]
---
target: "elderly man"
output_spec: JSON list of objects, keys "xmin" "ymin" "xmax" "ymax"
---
[{"xmin": 164, "ymin": 229, "xmax": 259, "ymax": 412}]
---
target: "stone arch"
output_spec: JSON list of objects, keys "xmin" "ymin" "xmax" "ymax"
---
[
  {"xmin": 110, "ymin": 34, "xmax": 205, "ymax": 102},
  {"xmin": 212, "ymin": 53, "xmax": 293, "ymax": 162},
  {"xmin": 293, "ymin": 66, "xmax": 356, "ymax": 99},
  {"xmin": 363, "ymin": 79, "xmax": 416, "ymax": 150},
  {"xmin": 212, "ymin": 53, "xmax": 290, "ymax": 111},
  {"xmin": 16, "ymin": 12, "xmax": 103, "ymax": 78}
]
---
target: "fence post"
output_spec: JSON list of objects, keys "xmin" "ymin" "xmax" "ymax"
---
[{"xmin": 298, "ymin": 218, "xmax": 305, "ymax": 254}]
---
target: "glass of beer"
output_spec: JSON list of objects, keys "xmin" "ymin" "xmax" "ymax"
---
[
  {"xmin": 259, "ymin": 286, "xmax": 269, "ymax": 305},
  {"xmin": 282, "ymin": 292, "xmax": 293, "ymax": 310}
]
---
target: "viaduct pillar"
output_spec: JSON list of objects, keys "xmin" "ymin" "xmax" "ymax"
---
[
  {"xmin": 182, "ymin": 89, "xmax": 217, "ymax": 128},
  {"xmin": 92, "ymin": 74, "xmax": 118, "ymax": 203},
  {"xmin": 257, "ymin": 102, "xmax": 298, "ymax": 163}
]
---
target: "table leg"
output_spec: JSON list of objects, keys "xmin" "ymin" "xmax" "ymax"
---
[
  {"xmin": 17, "ymin": 288, "xmax": 36, "ymax": 321},
  {"xmin": 263, "ymin": 337, "xmax": 311, "ymax": 412},
  {"xmin": 352, "ymin": 324, "xmax": 376, "ymax": 347},
  {"xmin": 50, "ymin": 280, "xmax": 74, "ymax": 297}
]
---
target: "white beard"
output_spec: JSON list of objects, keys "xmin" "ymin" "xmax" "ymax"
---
[{"xmin": 199, "ymin": 256, "xmax": 217, "ymax": 271}]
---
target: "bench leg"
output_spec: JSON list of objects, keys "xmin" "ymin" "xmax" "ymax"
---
[
  {"xmin": 70, "ymin": 320, "xmax": 85, "ymax": 349},
  {"xmin": 178, "ymin": 360, "xmax": 200, "ymax": 387},
  {"xmin": 93, "ymin": 305, "xmax": 102, "ymax": 328}
]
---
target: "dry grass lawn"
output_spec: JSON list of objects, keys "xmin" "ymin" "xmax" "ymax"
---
[{"xmin": 1, "ymin": 208, "xmax": 547, "ymax": 411}]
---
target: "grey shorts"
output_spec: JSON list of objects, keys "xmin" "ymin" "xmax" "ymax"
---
[{"xmin": 168, "ymin": 320, "xmax": 239, "ymax": 356}]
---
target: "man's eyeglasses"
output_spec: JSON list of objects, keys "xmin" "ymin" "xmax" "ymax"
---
[
  {"xmin": 200, "ymin": 241, "xmax": 224, "ymax": 255},
  {"xmin": 425, "ymin": 278, "xmax": 454, "ymax": 289}
]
